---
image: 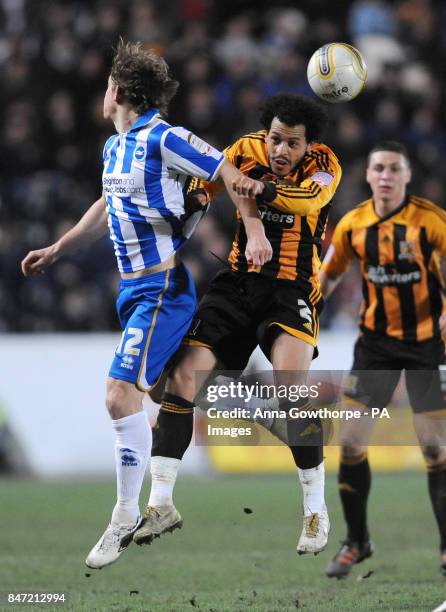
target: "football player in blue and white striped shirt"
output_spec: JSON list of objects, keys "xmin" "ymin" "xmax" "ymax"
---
[{"xmin": 21, "ymin": 40, "xmax": 271, "ymax": 569}]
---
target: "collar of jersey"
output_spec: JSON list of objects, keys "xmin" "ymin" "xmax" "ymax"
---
[
  {"xmin": 370, "ymin": 194, "xmax": 410, "ymax": 226},
  {"xmin": 129, "ymin": 108, "xmax": 160, "ymax": 132}
]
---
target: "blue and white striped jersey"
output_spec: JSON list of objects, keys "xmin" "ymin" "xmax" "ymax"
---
[{"xmin": 102, "ymin": 108, "xmax": 225, "ymax": 273}]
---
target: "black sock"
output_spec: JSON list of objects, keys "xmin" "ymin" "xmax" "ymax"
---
[
  {"xmin": 151, "ymin": 393, "xmax": 194, "ymax": 460},
  {"xmin": 427, "ymin": 465, "xmax": 446, "ymax": 551},
  {"xmin": 338, "ymin": 454, "xmax": 371, "ymax": 543},
  {"xmin": 286, "ymin": 400, "xmax": 323, "ymax": 469}
]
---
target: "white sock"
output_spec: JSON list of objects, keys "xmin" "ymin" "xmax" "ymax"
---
[
  {"xmin": 148, "ymin": 456, "xmax": 181, "ymax": 506},
  {"xmin": 111, "ymin": 411, "xmax": 151, "ymax": 525},
  {"xmin": 298, "ymin": 462, "xmax": 325, "ymax": 515}
]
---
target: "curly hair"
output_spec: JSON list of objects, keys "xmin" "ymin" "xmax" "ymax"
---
[
  {"xmin": 259, "ymin": 93, "xmax": 329, "ymax": 142},
  {"xmin": 110, "ymin": 39, "xmax": 179, "ymax": 116}
]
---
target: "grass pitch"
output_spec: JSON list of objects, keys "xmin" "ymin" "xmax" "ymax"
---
[{"xmin": 1, "ymin": 473, "xmax": 444, "ymax": 611}]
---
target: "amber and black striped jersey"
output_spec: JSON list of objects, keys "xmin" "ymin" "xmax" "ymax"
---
[
  {"xmin": 193, "ymin": 130, "xmax": 341, "ymax": 291},
  {"xmin": 321, "ymin": 195, "xmax": 446, "ymax": 342}
]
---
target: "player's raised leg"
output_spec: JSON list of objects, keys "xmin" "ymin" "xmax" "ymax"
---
[
  {"xmin": 85, "ymin": 378, "xmax": 149, "ymax": 569},
  {"xmin": 270, "ymin": 331, "xmax": 329, "ymax": 555},
  {"xmin": 133, "ymin": 345, "xmax": 218, "ymax": 545}
]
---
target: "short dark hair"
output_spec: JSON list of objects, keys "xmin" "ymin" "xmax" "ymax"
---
[
  {"xmin": 367, "ymin": 141, "xmax": 410, "ymax": 165},
  {"xmin": 110, "ymin": 39, "xmax": 179, "ymax": 116},
  {"xmin": 259, "ymin": 93, "xmax": 329, "ymax": 142}
]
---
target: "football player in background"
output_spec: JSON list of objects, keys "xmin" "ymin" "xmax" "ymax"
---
[
  {"xmin": 320, "ymin": 141, "xmax": 446, "ymax": 577},
  {"xmin": 132, "ymin": 93, "xmax": 342, "ymax": 555},
  {"xmin": 21, "ymin": 40, "xmax": 269, "ymax": 570}
]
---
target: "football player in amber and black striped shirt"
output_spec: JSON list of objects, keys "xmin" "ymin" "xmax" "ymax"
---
[
  {"xmin": 320, "ymin": 141, "xmax": 446, "ymax": 578},
  {"xmin": 135, "ymin": 94, "xmax": 342, "ymax": 555}
]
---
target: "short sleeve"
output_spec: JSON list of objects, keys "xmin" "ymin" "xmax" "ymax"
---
[
  {"xmin": 426, "ymin": 211, "xmax": 446, "ymax": 257},
  {"xmin": 160, "ymin": 127, "xmax": 225, "ymax": 181}
]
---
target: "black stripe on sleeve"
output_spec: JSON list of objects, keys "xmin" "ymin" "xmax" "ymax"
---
[
  {"xmin": 275, "ymin": 184, "xmax": 322, "ymax": 200},
  {"xmin": 347, "ymin": 229, "xmax": 353, "ymax": 248},
  {"xmin": 321, "ymin": 150, "xmax": 330, "ymax": 170},
  {"xmin": 235, "ymin": 155, "xmax": 244, "ymax": 169},
  {"xmin": 244, "ymin": 133, "xmax": 266, "ymax": 141},
  {"xmin": 310, "ymin": 150, "xmax": 329, "ymax": 172}
]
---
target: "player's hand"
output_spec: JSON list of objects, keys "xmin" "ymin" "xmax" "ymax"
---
[
  {"xmin": 21, "ymin": 245, "xmax": 58, "ymax": 277},
  {"xmin": 232, "ymin": 176, "xmax": 264, "ymax": 198},
  {"xmin": 186, "ymin": 190, "xmax": 208, "ymax": 208},
  {"xmin": 245, "ymin": 232, "xmax": 273, "ymax": 267},
  {"xmin": 193, "ymin": 193, "xmax": 208, "ymax": 207},
  {"xmin": 440, "ymin": 313, "xmax": 446, "ymax": 337},
  {"xmin": 184, "ymin": 190, "xmax": 208, "ymax": 215}
]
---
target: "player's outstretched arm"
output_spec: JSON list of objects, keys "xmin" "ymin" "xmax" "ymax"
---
[
  {"xmin": 218, "ymin": 159, "xmax": 264, "ymax": 199},
  {"xmin": 21, "ymin": 195, "xmax": 108, "ymax": 277}
]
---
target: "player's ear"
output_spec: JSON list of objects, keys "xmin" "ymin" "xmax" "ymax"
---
[{"xmin": 115, "ymin": 86, "xmax": 125, "ymax": 104}]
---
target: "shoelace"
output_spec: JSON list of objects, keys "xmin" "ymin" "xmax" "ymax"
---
[
  {"xmin": 98, "ymin": 525, "xmax": 124, "ymax": 551},
  {"xmin": 98, "ymin": 520, "xmax": 139, "ymax": 551},
  {"xmin": 143, "ymin": 506, "xmax": 161, "ymax": 520},
  {"xmin": 304, "ymin": 513, "xmax": 320, "ymax": 538}
]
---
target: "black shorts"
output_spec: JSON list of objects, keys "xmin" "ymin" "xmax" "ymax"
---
[
  {"xmin": 185, "ymin": 269, "xmax": 323, "ymax": 370},
  {"xmin": 344, "ymin": 333, "xmax": 446, "ymax": 413}
]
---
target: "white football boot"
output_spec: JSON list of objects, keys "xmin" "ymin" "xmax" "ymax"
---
[
  {"xmin": 296, "ymin": 504, "xmax": 330, "ymax": 555},
  {"xmin": 85, "ymin": 516, "xmax": 141, "ymax": 569}
]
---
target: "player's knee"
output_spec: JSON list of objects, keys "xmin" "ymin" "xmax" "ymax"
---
[
  {"xmin": 341, "ymin": 445, "xmax": 367, "ymax": 462},
  {"xmin": 421, "ymin": 444, "xmax": 446, "ymax": 468},
  {"xmin": 167, "ymin": 365, "xmax": 196, "ymax": 402},
  {"xmin": 339, "ymin": 427, "xmax": 368, "ymax": 451},
  {"xmin": 105, "ymin": 379, "xmax": 135, "ymax": 419}
]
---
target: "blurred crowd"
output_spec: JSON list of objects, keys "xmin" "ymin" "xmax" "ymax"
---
[{"xmin": 1, "ymin": 0, "xmax": 445, "ymax": 332}]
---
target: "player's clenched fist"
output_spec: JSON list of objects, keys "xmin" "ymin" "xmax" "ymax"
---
[
  {"xmin": 21, "ymin": 245, "xmax": 58, "ymax": 277},
  {"xmin": 232, "ymin": 176, "xmax": 265, "ymax": 198}
]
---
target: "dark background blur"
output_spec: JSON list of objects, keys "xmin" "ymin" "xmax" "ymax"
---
[{"xmin": 1, "ymin": 0, "xmax": 445, "ymax": 332}]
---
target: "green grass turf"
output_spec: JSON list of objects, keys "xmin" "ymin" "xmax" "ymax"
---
[{"xmin": 1, "ymin": 474, "xmax": 444, "ymax": 611}]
